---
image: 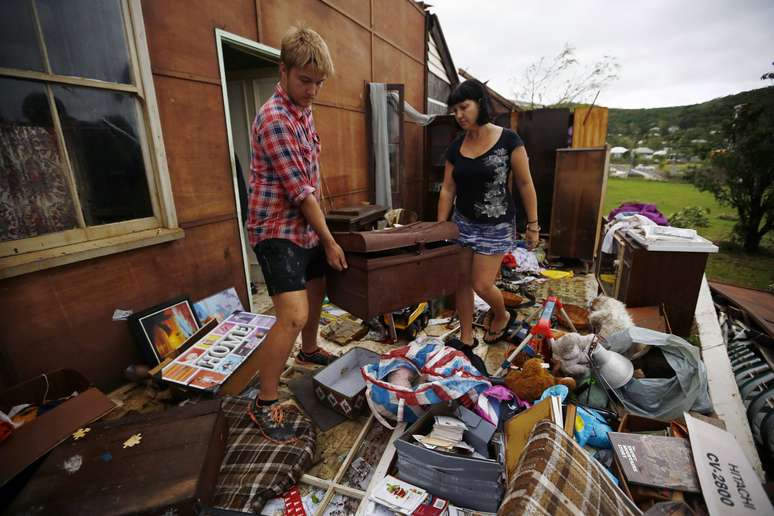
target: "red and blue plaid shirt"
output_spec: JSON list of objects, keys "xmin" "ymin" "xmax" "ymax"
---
[{"xmin": 247, "ymin": 84, "xmax": 321, "ymax": 249}]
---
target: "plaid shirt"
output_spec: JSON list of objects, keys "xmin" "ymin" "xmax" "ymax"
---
[{"xmin": 247, "ymin": 84, "xmax": 321, "ymax": 249}]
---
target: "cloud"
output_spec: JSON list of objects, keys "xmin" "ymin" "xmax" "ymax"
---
[{"xmin": 431, "ymin": 0, "xmax": 774, "ymax": 108}]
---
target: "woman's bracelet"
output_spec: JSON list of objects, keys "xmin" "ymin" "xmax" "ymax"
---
[{"xmin": 525, "ymin": 222, "xmax": 540, "ymax": 232}]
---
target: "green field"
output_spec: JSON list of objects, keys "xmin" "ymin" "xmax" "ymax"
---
[{"xmin": 603, "ymin": 178, "xmax": 774, "ymax": 289}]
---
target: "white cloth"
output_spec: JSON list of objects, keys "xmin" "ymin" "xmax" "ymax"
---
[{"xmin": 601, "ymin": 214, "xmax": 656, "ymax": 253}]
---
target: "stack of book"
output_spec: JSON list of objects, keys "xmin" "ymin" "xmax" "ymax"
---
[{"xmin": 413, "ymin": 416, "xmax": 473, "ymax": 452}]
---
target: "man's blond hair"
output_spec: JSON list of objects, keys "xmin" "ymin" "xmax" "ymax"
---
[{"xmin": 281, "ymin": 26, "xmax": 334, "ymax": 77}]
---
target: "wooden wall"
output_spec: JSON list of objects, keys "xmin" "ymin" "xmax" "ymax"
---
[{"xmin": 0, "ymin": 0, "xmax": 428, "ymax": 390}]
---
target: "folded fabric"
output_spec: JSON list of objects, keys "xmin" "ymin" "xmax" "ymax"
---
[{"xmin": 607, "ymin": 202, "xmax": 668, "ymax": 225}]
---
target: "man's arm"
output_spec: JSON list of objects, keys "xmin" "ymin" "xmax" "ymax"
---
[{"xmin": 300, "ymin": 195, "xmax": 347, "ymax": 271}]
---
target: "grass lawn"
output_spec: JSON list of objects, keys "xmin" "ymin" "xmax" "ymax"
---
[{"xmin": 603, "ymin": 177, "xmax": 774, "ymax": 290}]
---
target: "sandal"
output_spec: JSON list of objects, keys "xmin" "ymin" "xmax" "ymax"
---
[{"xmin": 484, "ymin": 311, "xmax": 513, "ymax": 344}]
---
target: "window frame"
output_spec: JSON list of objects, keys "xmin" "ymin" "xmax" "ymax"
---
[{"xmin": 0, "ymin": 0, "xmax": 181, "ymax": 279}]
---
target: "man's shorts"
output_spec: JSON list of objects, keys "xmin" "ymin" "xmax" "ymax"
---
[{"xmin": 253, "ymin": 239, "xmax": 326, "ymax": 296}]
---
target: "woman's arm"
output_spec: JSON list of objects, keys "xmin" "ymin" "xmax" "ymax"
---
[
  {"xmin": 437, "ymin": 160, "xmax": 457, "ymax": 222},
  {"xmin": 511, "ymin": 146, "xmax": 539, "ymax": 248}
]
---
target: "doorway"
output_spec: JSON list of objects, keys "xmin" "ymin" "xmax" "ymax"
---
[{"xmin": 215, "ymin": 30, "xmax": 280, "ymax": 309}]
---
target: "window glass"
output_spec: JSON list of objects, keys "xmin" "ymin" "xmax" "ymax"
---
[
  {"xmin": 37, "ymin": 0, "xmax": 133, "ymax": 84},
  {"xmin": 0, "ymin": 77, "xmax": 78, "ymax": 242},
  {"xmin": 0, "ymin": 0, "xmax": 44, "ymax": 71},
  {"xmin": 54, "ymin": 85, "xmax": 152, "ymax": 225}
]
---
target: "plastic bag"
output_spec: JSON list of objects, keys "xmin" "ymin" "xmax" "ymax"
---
[
  {"xmin": 604, "ymin": 327, "xmax": 713, "ymax": 421},
  {"xmin": 362, "ymin": 337, "xmax": 491, "ymax": 428}
]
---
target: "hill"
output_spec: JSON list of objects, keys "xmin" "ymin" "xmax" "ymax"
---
[{"xmin": 607, "ymin": 85, "xmax": 774, "ymax": 159}]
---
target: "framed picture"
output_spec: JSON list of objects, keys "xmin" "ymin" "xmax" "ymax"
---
[
  {"xmin": 130, "ymin": 297, "xmax": 200, "ymax": 365},
  {"xmin": 193, "ymin": 287, "xmax": 245, "ymax": 325}
]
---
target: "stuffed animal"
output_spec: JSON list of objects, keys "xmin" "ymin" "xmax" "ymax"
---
[
  {"xmin": 550, "ymin": 333, "xmax": 594, "ymax": 379},
  {"xmin": 588, "ymin": 296, "xmax": 649, "ymax": 359},
  {"xmin": 504, "ymin": 358, "xmax": 576, "ymax": 402}
]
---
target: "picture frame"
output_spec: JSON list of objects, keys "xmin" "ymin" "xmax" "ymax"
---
[
  {"xmin": 192, "ymin": 287, "xmax": 245, "ymax": 325},
  {"xmin": 130, "ymin": 296, "xmax": 201, "ymax": 365}
]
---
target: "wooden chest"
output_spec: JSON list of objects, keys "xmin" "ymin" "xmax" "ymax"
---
[
  {"xmin": 326, "ymin": 222, "xmax": 461, "ymax": 320},
  {"xmin": 7, "ymin": 400, "xmax": 227, "ymax": 516}
]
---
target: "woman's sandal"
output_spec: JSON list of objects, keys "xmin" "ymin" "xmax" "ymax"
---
[{"xmin": 483, "ymin": 311, "xmax": 513, "ymax": 344}]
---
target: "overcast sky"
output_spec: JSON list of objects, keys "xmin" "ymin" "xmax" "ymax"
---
[{"xmin": 429, "ymin": 0, "xmax": 774, "ymax": 109}]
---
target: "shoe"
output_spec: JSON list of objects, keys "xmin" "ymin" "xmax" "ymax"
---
[
  {"xmin": 484, "ymin": 312, "xmax": 513, "ymax": 344},
  {"xmin": 296, "ymin": 347, "xmax": 336, "ymax": 366},
  {"xmin": 447, "ymin": 337, "xmax": 479, "ymax": 351},
  {"xmin": 248, "ymin": 399, "xmax": 298, "ymax": 443}
]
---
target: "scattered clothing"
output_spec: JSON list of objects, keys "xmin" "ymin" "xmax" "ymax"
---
[
  {"xmin": 601, "ymin": 213, "xmax": 656, "ymax": 254},
  {"xmin": 607, "ymin": 202, "xmax": 668, "ymax": 226}
]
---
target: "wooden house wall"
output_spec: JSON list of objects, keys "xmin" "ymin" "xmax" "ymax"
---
[
  {"xmin": 572, "ymin": 106, "xmax": 609, "ymax": 148},
  {"xmin": 0, "ymin": 0, "xmax": 428, "ymax": 390}
]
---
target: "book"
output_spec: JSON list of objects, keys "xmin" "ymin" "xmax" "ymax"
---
[
  {"xmin": 370, "ymin": 475, "xmax": 428, "ymax": 515},
  {"xmin": 608, "ymin": 432, "xmax": 701, "ymax": 493},
  {"xmin": 504, "ymin": 395, "xmax": 563, "ymax": 476}
]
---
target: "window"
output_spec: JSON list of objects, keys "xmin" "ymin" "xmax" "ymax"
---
[{"xmin": 0, "ymin": 0, "xmax": 179, "ymax": 278}]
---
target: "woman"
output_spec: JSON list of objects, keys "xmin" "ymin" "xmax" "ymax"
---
[{"xmin": 438, "ymin": 79, "xmax": 539, "ymax": 351}]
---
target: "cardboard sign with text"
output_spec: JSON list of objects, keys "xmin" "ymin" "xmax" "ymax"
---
[{"xmin": 684, "ymin": 412, "xmax": 773, "ymax": 516}]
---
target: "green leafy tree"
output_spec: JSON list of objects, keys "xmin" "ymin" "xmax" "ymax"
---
[{"xmin": 688, "ymin": 103, "xmax": 774, "ymax": 252}]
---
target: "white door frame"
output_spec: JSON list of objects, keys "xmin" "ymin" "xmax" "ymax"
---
[{"xmin": 214, "ymin": 29, "xmax": 280, "ymax": 306}]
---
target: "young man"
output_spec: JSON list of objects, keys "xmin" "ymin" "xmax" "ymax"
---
[{"xmin": 246, "ymin": 26, "xmax": 347, "ymax": 441}]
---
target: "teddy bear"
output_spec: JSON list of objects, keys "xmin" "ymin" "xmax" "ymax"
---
[
  {"xmin": 550, "ymin": 333, "xmax": 595, "ymax": 380},
  {"xmin": 504, "ymin": 357, "xmax": 576, "ymax": 402}
]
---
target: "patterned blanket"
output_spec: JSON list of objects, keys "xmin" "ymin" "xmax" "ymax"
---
[
  {"xmin": 212, "ymin": 397, "xmax": 316, "ymax": 513},
  {"xmin": 498, "ymin": 420, "xmax": 641, "ymax": 516}
]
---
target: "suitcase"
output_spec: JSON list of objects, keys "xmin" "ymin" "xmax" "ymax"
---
[
  {"xmin": 6, "ymin": 400, "xmax": 227, "ymax": 516},
  {"xmin": 326, "ymin": 222, "xmax": 461, "ymax": 320}
]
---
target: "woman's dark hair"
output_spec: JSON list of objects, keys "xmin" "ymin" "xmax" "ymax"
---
[{"xmin": 447, "ymin": 79, "xmax": 492, "ymax": 125}]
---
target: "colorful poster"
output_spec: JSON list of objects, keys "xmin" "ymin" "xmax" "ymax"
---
[
  {"xmin": 193, "ymin": 287, "xmax": 245, "ymax": 324},
  {"xmin": 161, "ymin": 311, "xmax": 276, "ymax": 392}
]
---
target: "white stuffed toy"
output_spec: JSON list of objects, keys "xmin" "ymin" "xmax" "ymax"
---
[{"xmin": 550, "ymin": 333, "xmax": 595, "ymax": 379}]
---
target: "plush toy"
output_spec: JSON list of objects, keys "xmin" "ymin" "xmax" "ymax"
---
[
  {"xmin": 504, "ymin": 358, "xmax": 576, "ymax": 402},
  {"xmin": 550, "ymin": 333, "xmax": 594, "ymax": 379}
]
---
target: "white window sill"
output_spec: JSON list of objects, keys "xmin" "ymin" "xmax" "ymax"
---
[{"xmin": 0, "ymin": 227, "xmax": 185, "ymax": 280}]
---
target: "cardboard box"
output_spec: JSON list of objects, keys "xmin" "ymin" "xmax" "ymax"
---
[
  {"xmin": 313, "ymin": 347, "xmax": 379, "ymax": 418},
  {"xmin": 0, "ymin": 369, "xmax": 115, "ymax": 487},
  {"xmin": 394, "ymin": 404, "xmax": 503, "ymax": 513}
]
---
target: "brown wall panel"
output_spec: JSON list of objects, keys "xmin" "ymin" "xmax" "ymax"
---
[
  {"xmin": 260, "ymin": 0, "xmax": 371, "ymax": 109},
  {"xmin": 314, "ymin": 105, "xmax": 369, "ymax": 197},
  {"xmin": 324, "ymin": 0, "xmax": 371, "ymax": 27},
  {"xmin": 403, "ymin": 179, "xmax": 424, "ymax": 216},
  {"xmin": 373, "ymin": 39, "xmax": 424, "ymax": 109},
  {"xmin": 572, "ymin": 106, "xmax": 609, "ymax": 148},
  {"xmin": 374, "ymin": 0, "xmax": 425, "ymax": 61},
  {"xmin": 0, "ymin": 220, "xmax": 247, "ymax": 390},
  {"xmin": 404, "ymin": 122, "xmax": 424, "ymax": 182},
  {"xmin": 154, "ymin": 76, "xmax": 235, "ymax": 224},
  {"xmin": 141, "ymin": 0, "xmax": 258, "ymax": 80}
]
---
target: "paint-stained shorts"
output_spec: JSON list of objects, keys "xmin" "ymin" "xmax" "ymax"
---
[{"xmin": 253, "ymin": 239, "xmax": 326, "ymax": 296}]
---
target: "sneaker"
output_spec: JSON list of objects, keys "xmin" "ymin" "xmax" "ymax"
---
[
  {"xmin": 296, "ymin": 347, "xmax": 336, "ymax": 366},
  {"xmin": 248, "ymin": 399, "xmax": 298, "ymax": 443}
]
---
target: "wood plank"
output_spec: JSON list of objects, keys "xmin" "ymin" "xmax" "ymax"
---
[
  {"xmin": 320, "ymin": 0, "xmax": 371, "ymax": 28},
  {"xmin": 0, "ymin": 220, "xmax": 247, "ymax": 390},
  {"xmin": 695, "ymin": 276, "xmax": 764, "ymax": 480},
  {"xmin": 709, "ymin": 281, "xmax": 774, "ymax": 338},
  {"xmin": 153, "ymin": 75, "xmax": 236, "ymax": 224},
  {"xmin": 549, "ymin": 147, "xmax": 608, "ymax": 261},
  {"xmin": 314, "ymin": 105, "xmax": 369, "ymax": 198},
  {"xmin": 572, "ymin": 106, "xmax": 608, "ymax": 148},
  {"xmin": 140, "ymin": 0, "xmax": 258, "ymax": 82},
  {"xmin": 372, "ymin": 38, "xmax": 425, "ymax": 110},
  {"xmin": 373, "ymin": 0, "xmax": 425, "ymax": 62},
  {"xmin": 354, "ymin": 422, "xmax": 405, "ymax": 516},
  {"xmin": 260, "ymin": 0, "xmax": 371, "ymax": 109}
]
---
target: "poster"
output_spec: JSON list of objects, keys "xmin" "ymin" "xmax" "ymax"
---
[{"xmin": 193, "ymin": 287, "xmax": 245, "ymax": 324}]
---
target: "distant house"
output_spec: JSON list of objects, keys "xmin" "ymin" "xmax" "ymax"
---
[
  {"xmin": 691, "ymin": 139, "xmax": 709, "ymax": 145},
  {"xmin": 668, "ymin": 125, "xmax": 680, "ymax": 134},
  {"xmin": 633, "ymin": 147, "xmax": 655, "ymax": 158},
  {"xmin": 652, "ymin": 149, "xmax": 669, "ymax": 158},
  {"xmin": 610, "ymin": 146, "xmax": 628, "ymax": 157}
]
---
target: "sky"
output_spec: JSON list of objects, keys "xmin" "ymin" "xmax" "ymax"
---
[{"xmin": 429, "ymin": 0, "xmax": 774, "ymax": 109}]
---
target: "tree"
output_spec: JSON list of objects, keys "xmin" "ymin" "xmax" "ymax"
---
[
  {"xmin": 513, "ymin": 43, "xmax": 620, "ymax": 109},
  {"xmin": 688, "ymin": 103, "xmax": 774, "ymax": 252},
  {"xmin": 761, "ymin": 61, "xmax": 774, "ymax": 83}
]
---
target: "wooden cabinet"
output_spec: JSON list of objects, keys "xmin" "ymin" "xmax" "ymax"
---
[
  {"xmin": 549, "ymin": 146, "xmax": 609, "ymax": 261},
  {"xmin": 597, "ymin": 231, "xmax": 710, "ymax": 338}
]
